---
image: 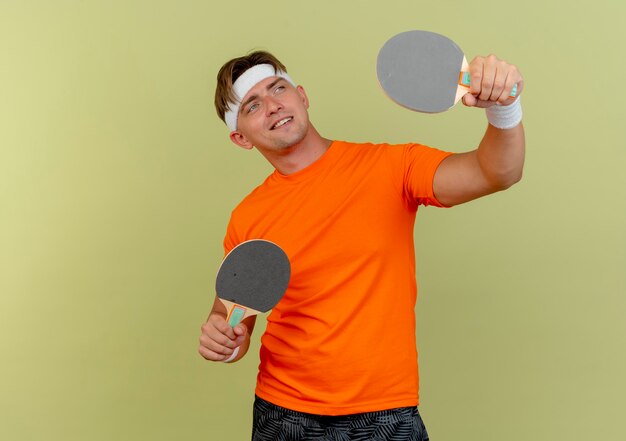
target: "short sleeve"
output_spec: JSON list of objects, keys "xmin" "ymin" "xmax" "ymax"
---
[
  {"xmin": 393, "ymin": 143, "xmax": 454, "ymax": 208},
  {"xmin": 222, "ymin": 212, "xmax": 240, "ymax": 257}
]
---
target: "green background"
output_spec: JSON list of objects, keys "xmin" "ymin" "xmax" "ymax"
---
[{"xmin": 1, "ymin": 0, "xmax": 624, "ymax": 439}]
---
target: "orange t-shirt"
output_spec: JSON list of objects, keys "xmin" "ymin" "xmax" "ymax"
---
[{"xmin": 223, "ymin": 140, "xmax": 453, "ymax": 415}]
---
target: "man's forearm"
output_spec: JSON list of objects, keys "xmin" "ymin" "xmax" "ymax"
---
[{"xmin": 476, "ymin": 122, "xmax": 525, "ymax": 190}]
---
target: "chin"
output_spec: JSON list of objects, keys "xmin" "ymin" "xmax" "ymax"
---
[{"xmin": 272, "ymin": 130, "xmax": 308, "ymax": 150}]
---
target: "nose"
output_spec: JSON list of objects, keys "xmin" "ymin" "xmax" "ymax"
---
[{"xmin": 264, "ymin": 95, "xmax": 282, "ymax": 116}]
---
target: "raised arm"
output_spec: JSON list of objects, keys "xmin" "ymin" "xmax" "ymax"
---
[{"xmin": 433, "ymin": 55, "xmax": 525, "ymax": 207}]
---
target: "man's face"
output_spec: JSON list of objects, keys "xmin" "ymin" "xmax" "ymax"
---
[{"xmin": 230, "ymin": 76, "xmax": 310, "ymax": 152}]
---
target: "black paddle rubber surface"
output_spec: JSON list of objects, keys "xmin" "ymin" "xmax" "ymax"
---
[{"xmin": 216, "ymin": 240, "xmax": 291, "ymax": 312}]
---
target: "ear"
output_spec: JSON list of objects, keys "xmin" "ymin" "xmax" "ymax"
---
[
  {"xmin": 296, "ymin": 85, "xmax": 310, "ymax": 109},
  {"xmin": 229, "ymin": 131, "xmax": 254, "ymax": 150}
]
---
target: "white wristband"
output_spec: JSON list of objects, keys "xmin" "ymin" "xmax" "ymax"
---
[
  {"xmin": 485, "ymin": 97, "xmax": 522, "ymax": 130},
  {"xmin": 223, "ymin": 346, "xmax": 240, "ymax": 363}
]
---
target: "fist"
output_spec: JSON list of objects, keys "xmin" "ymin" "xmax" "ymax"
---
[
  {"xmin": 198, "ymin": 313, "xmax": 248, "ymax": 362},
  {"xmin": 462, "ymin": 54, "xmax": 524, "ymax": 108}
]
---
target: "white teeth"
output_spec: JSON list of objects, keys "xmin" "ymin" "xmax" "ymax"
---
[{"xmin": 273, "ymin": 117, "xmax": 292, "ymax": 129}]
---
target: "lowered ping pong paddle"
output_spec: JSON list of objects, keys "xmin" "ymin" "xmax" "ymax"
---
[
  {"xmin": 377, "ymin": 30, "xmax": 518, "ymax": 113},
  {"xmin": 216, "ymin": 239, "xmax": 291, "ymax": 327}
]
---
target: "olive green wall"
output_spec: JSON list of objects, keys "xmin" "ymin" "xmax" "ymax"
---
[{"xmin": 1, "ymin": 0, "xmax": 624, "ymax": 439}]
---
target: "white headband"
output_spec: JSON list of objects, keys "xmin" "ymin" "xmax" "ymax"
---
[{"xmin": 224, "ymin": 64, "xmax": 296, "ymax": 131}]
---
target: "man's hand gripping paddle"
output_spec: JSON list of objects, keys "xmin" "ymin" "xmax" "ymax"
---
[
  {"xmin": 376, "ymin": 30, "xmax": 518, "ymax": 113},
  {"xmin": 216, "ymin": 239, "xmax": 291, "ymax": 328}
]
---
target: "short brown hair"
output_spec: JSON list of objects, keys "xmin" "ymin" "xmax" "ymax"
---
[{"xmin": 214, "ymin": 51, "xmax": 288, "ymax": 123}]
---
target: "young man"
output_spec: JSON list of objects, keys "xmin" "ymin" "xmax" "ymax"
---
[{"xmin": 199, "ymin": 51, "xmax": 524, "ymax": 440}]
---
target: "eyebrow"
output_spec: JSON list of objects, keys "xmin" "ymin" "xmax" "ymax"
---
[{"xmin": 239, "ymin": 78, "xmax": 285, "ymax": 114}]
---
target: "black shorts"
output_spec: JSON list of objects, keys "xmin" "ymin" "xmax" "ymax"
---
[{"xmin": 252, "ymin": 396, "xmax": 429, "ymax": 441}]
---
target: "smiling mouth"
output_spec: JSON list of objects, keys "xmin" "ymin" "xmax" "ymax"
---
[{"xmin": 271, "ymin": 117, "xmax": 293, "ymax": 130}]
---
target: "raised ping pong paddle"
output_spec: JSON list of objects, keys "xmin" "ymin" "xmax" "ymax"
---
[
  {"xmin": 216, "ymin": 239, "xmax": 291, "ymax": 327},
  {"xmin": 376, "ymin": 30, "xmax": 518, "ymax": 113}
]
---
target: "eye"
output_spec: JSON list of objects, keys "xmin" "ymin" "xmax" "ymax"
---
[
  {"xmin": 247, "ymin": 102, "xmax": 259, "ymax": 113},
  {"xmin": 274, "ymin": 85, "xmax": 285, "ymax": 94}
]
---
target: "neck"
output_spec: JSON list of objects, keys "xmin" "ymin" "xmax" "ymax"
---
[{"xmin": 258, "ymin": 125, "xmax": 332, "ymax": 175}]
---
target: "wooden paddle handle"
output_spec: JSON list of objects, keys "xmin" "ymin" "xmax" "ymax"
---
[
  {"xmin": 227, "ymin": 305, "xmax": 247, "ymax": 327},
  {"xmin": 220, "ymin": 299, "xmax": 259, "ymax": 327},
  {"xmin": 459, "ymin": 71, "xmax": 517, "ymax": 98}
]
